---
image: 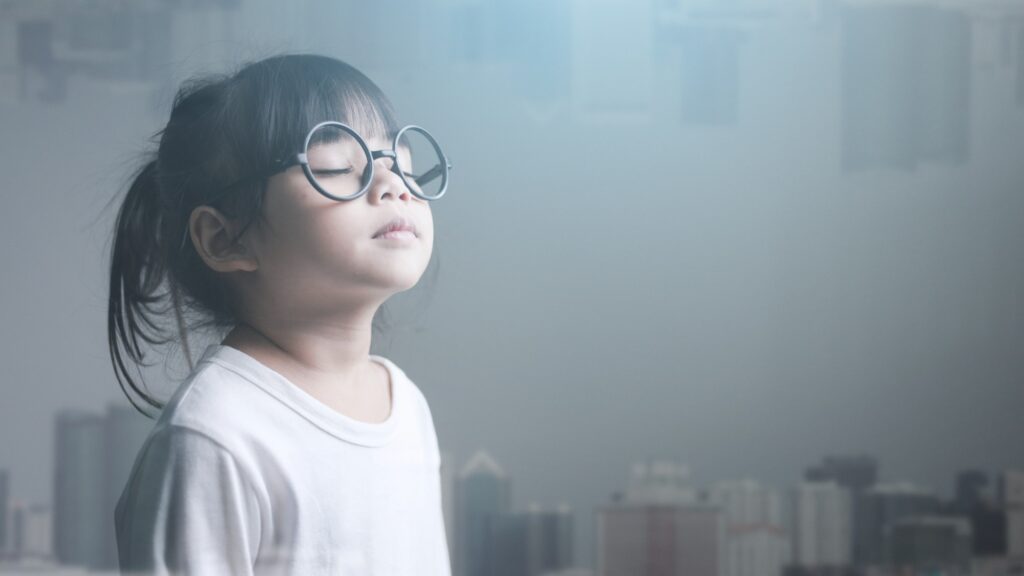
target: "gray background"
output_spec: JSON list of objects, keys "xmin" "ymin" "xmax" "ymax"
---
[{"xmin": 1, "ymin": 0, "xmax": 1022, "ymax": 568}]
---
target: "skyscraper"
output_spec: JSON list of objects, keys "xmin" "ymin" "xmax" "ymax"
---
[
  {"xmin": 9, "ymin": 501, "xmax": 53, "ymax": 562},
  {"xmin": 53, "ymin": 404, "xmax": 153, "ymax": 570},
  {"xmin": 456, "ymin": 450, "xmax": 511, "ymax": 576},
  {"xmin": 597, "ymin": 459, "xmax": 723, "ymax": 576},
  {"xmin": 805, "ymin": 455, "xmax": 876, "ymax": 567},
  {"xmin": 101, "ymin": 405, "xmax": 155, "ymax": 567},
  {"xmin": 710, "ymin": 479, "xmax": 789, "ymax": 576},
  {"xmin": 488, "ymin": 503, "xmax": 574, "ymax": 576},
  {"xmin": 793, "ymin": 480, "xmax": 851, "ymax": 569},
  {"xmin": 596, "ymin": 498, "xmax": 723, "ymax": 576},
  {"xmin": 861, "ymin": 482, "xmax": 941, "ymax": 565},
  {"xmin": 887, "ymin": 516, "xmax": 972, "ymax": 571},
  {"xmin": 841, "ymin": 4, "xmax": 971, "ymax": 171},
  {"xmin": 1000, "ymin": 470, "xmax": 1024, "ymax": 559},
  {"xmin": 53, "ymin": 410, "xmax": 106, "ymax": 568}
]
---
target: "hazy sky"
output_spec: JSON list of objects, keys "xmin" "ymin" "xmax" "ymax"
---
[{"xmin": 1, "ymin": 0, "xmax": 1023, "ymax": 568}]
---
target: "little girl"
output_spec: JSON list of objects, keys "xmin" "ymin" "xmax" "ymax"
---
[{"xmin": 107, "ymin": 53, "xmax": 453, "ymax": 575}]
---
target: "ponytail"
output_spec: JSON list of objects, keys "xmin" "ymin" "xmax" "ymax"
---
[{"xmin": 107, "ymin": 157, "xmax": 174, "ymax": 419}]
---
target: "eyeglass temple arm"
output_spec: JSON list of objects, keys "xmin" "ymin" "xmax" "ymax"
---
[
  {"xmin": 414, "ymin": 162, "xmax": 453, "ymax": 185},
  {"xmin": 177, "ymin": 154, "xmax": 303, "ymax": 252}
]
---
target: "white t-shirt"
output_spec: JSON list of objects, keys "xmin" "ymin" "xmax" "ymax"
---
[{"xmin": 115, "ymin": 343, "xmax": 451, "ymax": 576}]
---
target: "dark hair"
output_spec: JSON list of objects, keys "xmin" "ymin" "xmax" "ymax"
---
[{"xmin": 107, "ymin": 53, "xmax": 429, "ymax": 418}]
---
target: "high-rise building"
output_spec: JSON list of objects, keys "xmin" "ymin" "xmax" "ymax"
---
[
  {"xmin": 597, "ymin": 498, "xmax": 723, "ymax": 576},
  {"xmin": 793, "ymin": 480, "xmax": 851, "ymax": 569},
  {"xmin": 805, "ymin": 456, "xmax": 877, "ymax": 492},
  {"xmin": 456, "ymin": 450, "xmax": 511, "ymax": 576},
  {"xmin": 9, "ymin": 501, "xmax": 53, "ymax": 561},
  {"xmin": 53, "ymin": 410, "xmax": 106, "ymax": 568},
  {"xmin": 726, "ymin": 525, "xmax": 789, "ymax": 576},
  {"xmin": 710, "ymin": 480, "xmax": 788, "ymax": 576},
  {"xmin": 841, "ymin": 3, "xmax": 971, "ymax": 171},
  {"xmin": 710, "ymin": 479, "xmax": 784, "ymax": 528},
  {"xmin": 488, "ymin": 503, "xmax": 574, "ymax": 576},
  {"xmin": 596, "ymin": 459, "xmax": 723, "ymax": 576},
  {"xmin": 101, "ymin": 404, "xmax": 155, "ymax": 567},
  {"xmin": 955, "ymin": 469, "xmax": 989, "ymax": 513},
  {"xmin": 53, "ymin": 404, "xmax": 154, "ymax": 570},
  {"xmin": 861, "ymin": 482, "xmax": 941, "ymax": 565},
  {"xmin": 804, "ymin": 455, "xmax": 876, "ymax": 567},
  {"xmin": 1000, "ymin": 470, "xmax": 1024, "ymax": 559},
  {"xmin": 953, "ymin": 469, "xmax": 1006, "ymax": 557},
  {"xmin": 887, "ymin": 516, "xmax": 971, "ymax": 571},
  {"xmin": 624, "ymin": 459, "xmax": 696, "ymax": 505}
]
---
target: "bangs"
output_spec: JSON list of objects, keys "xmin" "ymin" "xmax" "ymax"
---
[{"xmin": 227, "ymin": 54, "xmax": 401, "ymax": 176}]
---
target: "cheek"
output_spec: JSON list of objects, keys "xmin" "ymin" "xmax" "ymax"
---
[{"xmin": 260, "ymin": 201, "xmax": 356, "ymax": 273}]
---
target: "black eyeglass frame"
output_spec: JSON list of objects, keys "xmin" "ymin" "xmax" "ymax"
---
[{"xmin": 177, "ymin": 121, "xmax": 452, "ymax": 253}]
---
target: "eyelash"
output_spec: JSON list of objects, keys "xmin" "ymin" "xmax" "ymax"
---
[
  {"xmin": 314, "ymin": 168, "xmax": 420, "ymax": 182},
  {"xmin": 313, "ymin": 168, "xmax": 353, "ymax": 176}
]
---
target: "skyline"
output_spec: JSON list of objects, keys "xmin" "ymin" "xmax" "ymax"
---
[
  {"xmin": 2, "ymin": 0, "xmax": 1024, "ymax": 570},
  {"xmin": 2, "ymin": 417, "xmax": 1021, "ymax": 573}
]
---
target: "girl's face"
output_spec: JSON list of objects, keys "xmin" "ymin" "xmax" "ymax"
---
[{"xmin": 248, "ymin": 133, "xmax": 434, "ymax": 310}]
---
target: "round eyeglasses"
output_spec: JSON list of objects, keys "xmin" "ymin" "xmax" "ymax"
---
[{"xmin": 178, "ymin": 122, "xmax": 452, "ymax": 252}]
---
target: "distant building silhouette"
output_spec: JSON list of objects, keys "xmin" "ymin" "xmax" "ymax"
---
[
  {"xmin": 53, "ymin": 410, "xmax": 106, "ymax": 567},
  {"xmin": 954, "ymin": 469, "xmax": 1006, "ymax": 557},
  {"xmin": 792, "ymin": 480, "xmax": 851, "ymax": 570},
  {"xmin": 488, "ymin": 503, "xmax": 574, "ymax": 576},
  {"xmin": 804, "ymin": 455, "xmax": 876, "ymax": 567},
  {"xmin": 596, "ymin": 500, "xmax": 723, "ymax": 576},
  {"xmin": 841, "ymin": 4, "xmax": 971, "ymax": 171},
  {"xmin": 955, "ymin": 469, "xmax": 988, "ymax": 513},
  {"xmin": 709, "ymin": 479, "xmax": 788, "ymax": 576},
  {"xmin": 861, "ymin": 482, "xmax": 942, "ymax": 566},
  {"xmin": 624, "ymin": 459, "xmax": 697, "ymax": 505},
  {"xmin": 53, "ymin": 405, "xmax": 153, "ymax": 570},
  {"xmin": 999, "ymin": 470, "xmax": 1024, "ymax": 559},
  {"xmin": 597, "ymin": 459, "xmax": 723, "ymax": 576},
  {"xmin": 887, "ymin": 516, "xmax": 972, "ymax": 571},
  {"xmin": 8, "ymin": 501, "xmax": 53, "ymax": 562},
  {"xmin": 456, "ymin": 450, "xmax": 511, "ymax": 576}
]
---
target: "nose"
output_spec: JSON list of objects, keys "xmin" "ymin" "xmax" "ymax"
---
[{"xmin": 366, "ymin": 155, "xmax": 411, "ymax": 203}]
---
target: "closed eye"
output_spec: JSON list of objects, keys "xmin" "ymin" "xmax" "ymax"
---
[{"xmin": 312, "ymin": 168, "xmax": 354, "ymax": 176}]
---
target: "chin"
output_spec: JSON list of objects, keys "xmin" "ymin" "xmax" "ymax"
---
[{"xmin": 374, "ymin": 264, "xmax": 428, "ymax": 293}]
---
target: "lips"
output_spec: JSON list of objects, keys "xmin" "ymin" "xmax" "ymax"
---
[{"xmin": 373, "ymin": 216, "xmax": 418, "ymax": 238}]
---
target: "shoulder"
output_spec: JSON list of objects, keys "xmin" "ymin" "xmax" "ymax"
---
[
  {"xmin": 374, "ymin": 354, "xmax": 434, "ymax": 418},
  {"xmin": 374, "ymin": 355, "xmax": 442, "ymax": 455},
  {"xmin": 153, "ymin": 358, "xmax": 274, "ymax": 453}
]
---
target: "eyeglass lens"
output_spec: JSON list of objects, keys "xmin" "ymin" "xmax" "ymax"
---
[{"xmin": 305, "ymin": 124, "xmax": 446, "ymax": 200}]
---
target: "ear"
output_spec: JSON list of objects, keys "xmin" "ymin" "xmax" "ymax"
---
[{"xmin": 188, "ymin": 205, "xmax": 259, "ymax": 273}]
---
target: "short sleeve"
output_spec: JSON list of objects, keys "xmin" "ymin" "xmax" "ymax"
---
[{"xmin": 114, "ymin": 425, "xmax": 262, "ymax": 576}]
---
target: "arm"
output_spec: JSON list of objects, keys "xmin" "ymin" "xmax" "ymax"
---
[{"xmin": 114, "ymin": 425, "xmax": 262, "ymax": 576}]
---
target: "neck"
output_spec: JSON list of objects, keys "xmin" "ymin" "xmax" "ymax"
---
[{"xmin": 222, "ymin": 305, "xmax": 381, "ymax": 392}]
